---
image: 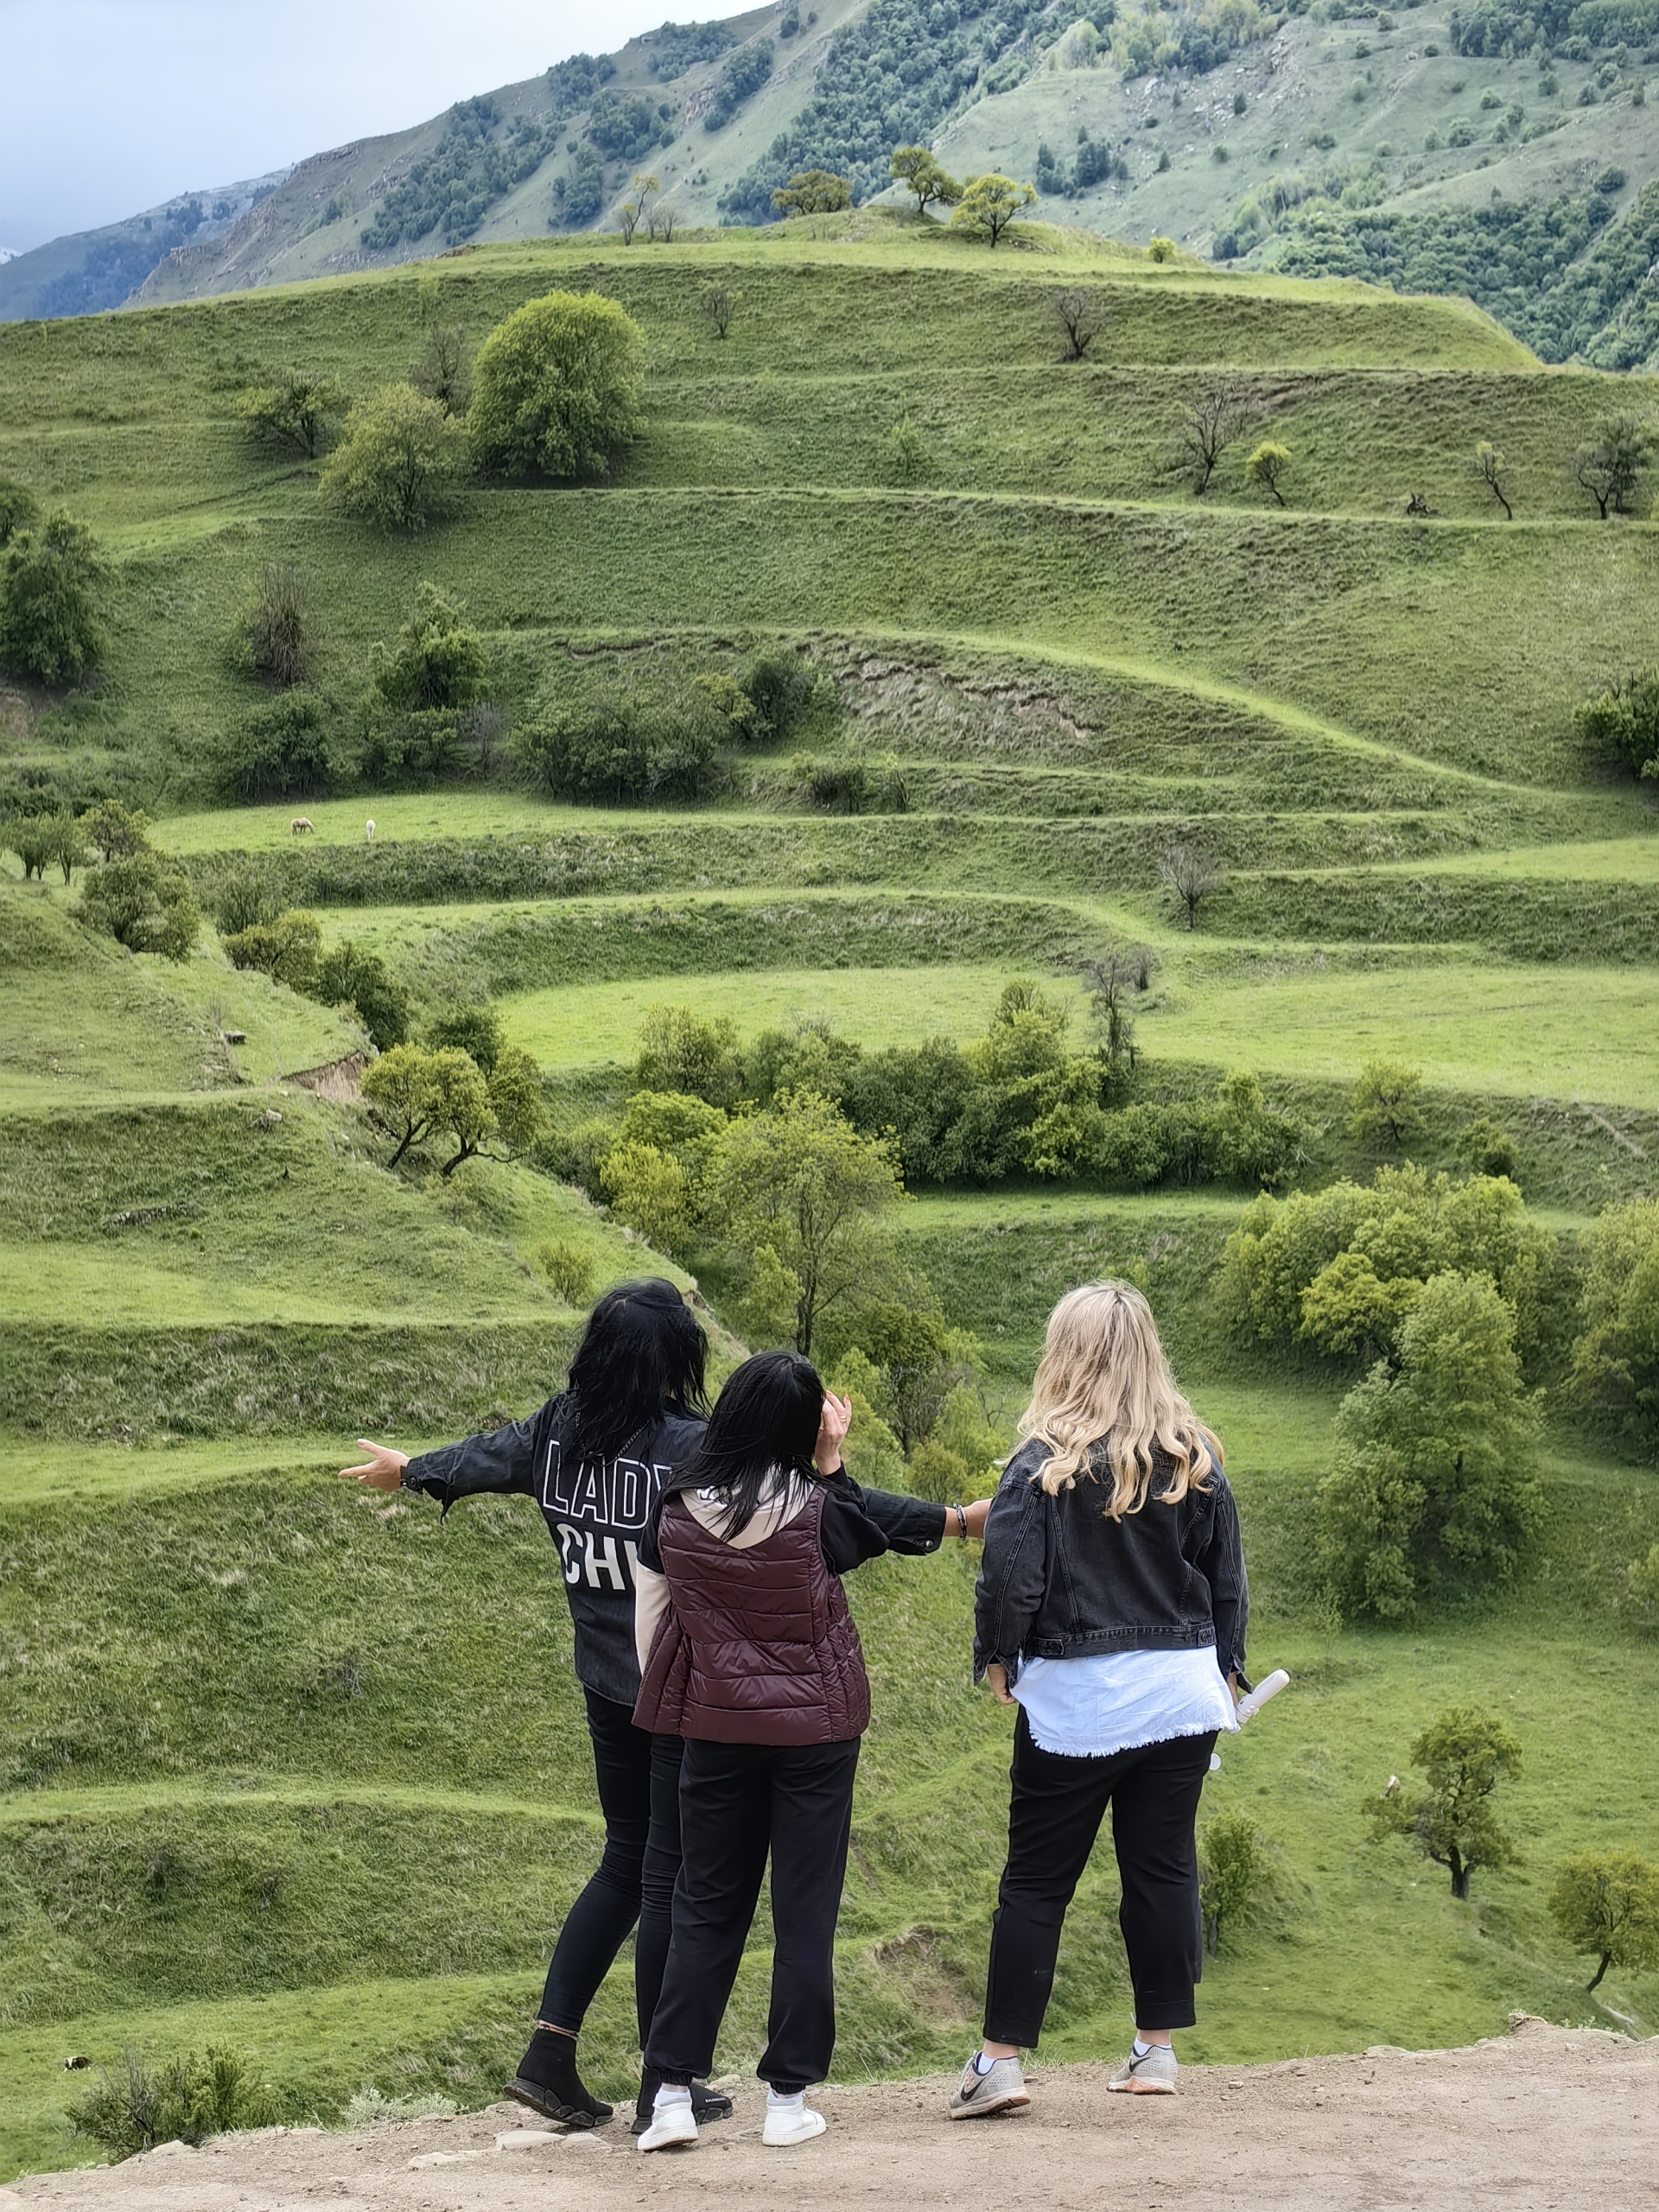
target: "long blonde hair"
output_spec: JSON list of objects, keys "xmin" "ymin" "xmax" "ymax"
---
[{"xmin": 1019, "ymin": 1281, "xmax": 1218, "ymax": 1516}]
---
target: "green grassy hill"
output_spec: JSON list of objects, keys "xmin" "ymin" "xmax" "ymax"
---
[
  {"xmin": 6, "ymin": 0, "xmax": 1658, "ymax": 360},
  {"xmin": 2, "ymin": 222, "xmax": 1657, "ymax": 2179}
]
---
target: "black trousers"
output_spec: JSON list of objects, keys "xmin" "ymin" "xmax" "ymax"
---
[
  {"xmin": 983, "ymin": 1712, "xmax": 1217, "ymax": 2047},
  {"xmin": 645, "ymin": 1735, "xmax": 861, "ymax": 2095},
  {"xmin": 537, "ymin": 1688, "xmax": 684, "ymax": 2047}
]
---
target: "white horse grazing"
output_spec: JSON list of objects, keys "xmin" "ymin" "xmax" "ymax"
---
[
  {"xmin": 290, "ymin": 817, "xmax": 315, "ymax": 836},
  {"xmin": 365, "ymin": 819, "xmax": 376, "ymax": 842}
]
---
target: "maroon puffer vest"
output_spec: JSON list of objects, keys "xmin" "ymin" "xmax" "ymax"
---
[{"xmin": 633, "ymin": 1488, "xmax": 871, "ymax": 1745}]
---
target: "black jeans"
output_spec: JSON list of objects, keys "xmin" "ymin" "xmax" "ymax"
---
[
  {"xmin": 645, "ymin": 1735, "xmax": 861, "ymax": 2095},
  {"xmin": 983, "ymin": 1712, "xmax": 1217, "ymax": 2046},
  {"xmin": 537, "ymin": 1688, "xmax": 684, "ymax": 2046}
]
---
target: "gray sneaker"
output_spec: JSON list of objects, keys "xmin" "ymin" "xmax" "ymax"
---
[
  {"xmin": 1107, "ymin": 2044, "xmax": 1179, "ymax": 2094},
  {"xmin": 948, "ymin": 2053, "xmax": 1030, "ymax": 2120}
]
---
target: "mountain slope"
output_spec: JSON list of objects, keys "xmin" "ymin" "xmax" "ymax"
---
[{"xmin": 6, "ymin": 0, "xmax": 1659, "ymax": 361}]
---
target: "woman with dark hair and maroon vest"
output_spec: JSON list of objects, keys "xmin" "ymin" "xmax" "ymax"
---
[{"xmin": 632, "ymin": 1348, "xmax": 986, "ymax": 2152}]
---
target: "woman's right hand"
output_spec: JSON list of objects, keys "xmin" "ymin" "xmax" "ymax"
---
[
  {"xmin": 340, "ymin": 1440, "xmax": 409, "ymax": 1492},
  {"xmin": 984, "ymin": 1662, "xmax": 1016, "ymax": 1706}
]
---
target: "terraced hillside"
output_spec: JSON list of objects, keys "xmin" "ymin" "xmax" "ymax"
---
[{"xmin": 2, "ymin": 224, "xmax": 1657, "ymax": 2180}]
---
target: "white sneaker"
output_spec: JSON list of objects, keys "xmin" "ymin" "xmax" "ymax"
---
[
  {"xmin": 761, "ymin": 2094, "xmax": 827, "ymax": 2146},
  {"xmin": 1107, "ymin": 2044, "xmax": 1179, "ymax": 2094},
  {"xmin": 636, "ymin": 2089, "xmax": 698, "ymax": 2152}
]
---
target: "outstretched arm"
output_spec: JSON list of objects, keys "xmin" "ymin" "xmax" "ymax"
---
[{"xmin": 339, "ymin": 1413, "xmax": 542, "ymax": 1512}]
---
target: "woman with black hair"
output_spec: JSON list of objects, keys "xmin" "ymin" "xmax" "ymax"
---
[
  {"xmin": 632, "ymin": 1349, "xmax": 982, "ymax": 2152},
  {"xmin": 342, "ymin": 1287, "xmax": 966, "ymax": 2137},
  {"xmin": 340, "ymin": 1279, "xmax": 721, "ymax": 2133}
]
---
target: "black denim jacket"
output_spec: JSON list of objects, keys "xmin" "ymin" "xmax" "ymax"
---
[{"xmin": 973, "ymin": 1436, "xmax": 1249, "ymax": 1686}]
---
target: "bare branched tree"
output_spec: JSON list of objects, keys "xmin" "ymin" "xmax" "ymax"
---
[
  {"xmin": 1047, "ymin": 285, "xmax": 1109, "ymax": 361},
  {"xmin": 1473, "ymin": 440, "xmax": 1513, "ymax": 519},
  {"xmin": 617, "ymin": 200, "xmax": 641, "ymax": 246},
  {"xmin": 1160, "ymin": 842, "xmax": 1226, "ymax": 930},
  {"xmin": 701, "ymin": 281, "xmax": 739, "ymax": 339},
  {"xmin": 1079, "ymin": 944, "xmax": 1156, "ymax": 1064},
  {"xmin": 1176, "ymin": 378, "xmax": 1261, "ymax": 495}
]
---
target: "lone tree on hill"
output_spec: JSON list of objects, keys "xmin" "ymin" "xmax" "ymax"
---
[
  {"xmin": 1080, "ymin": 944, "xmax": 1154, "ymax": 1065},
  {"xmin": 1473, "ymin": 439, "xmax": 1513, "ymax": 518},
  {"xmin": 467, "ymin": 290, "xmax": 645, "ymax": 480},
  {"xmin": 1570, "ymin": 411, "xmax": 1655, "ymax": 519},
  {"xmin": 1198, "ymin": 1809, "xmax": 1277, "ymax": 1953},
  {"xmin": 1047, "ymin": 285, "xmax": 1109, "ymax": 360},
  {"xmin": 1176, "ymin": 378, "xmax": 1261, "ymax": 495},
  {"xmin": 410, "ymin": 324, "xmax": 473, "ymax": 418},
  {"xmin": 890, "ymin": 145, "xmax": 962, "ymax": 216},
  {"xmin": 1160, "ymin": 841, "xmax": 1225, "ymax": 929},
  {"xmin": 321, "ymin": 384, "xmax": 469, "ymax": 533},
  {"xmin": 950, "ymin": 175, "xmax": 1038, "ymax": 247},
  {"xmin": 1573, "ymin": 665, "xmax": 1659, "ymax": 781},
  {"xmin": 237, "ymin": 371, "xmax": 342, "ymax": 459},
  {"xmin": 1348, "ymin": 1057, "xmax": 1424, "ymax": 1149},
  {"xmin": 1548, "ymin": 1850, "xmax": 1659, "ymax": 1993},
  {"xmin": 1246, "ymin": 440, "xmax": 1294, "ymax": 506},
  {"xmin": 701, "ymin": 281, "xmax": 739, "ymax": 339},
  {"xmin": 0, "ymin": 512, "xmax": 105, "ymax": 685},
  {"xmin": 1369, "ymin": 1705, "xmax": 1523, "ymax": 1899},
  {"xmin": 772, "ymin": 169, "xmax": 854, "ymax": 214}
]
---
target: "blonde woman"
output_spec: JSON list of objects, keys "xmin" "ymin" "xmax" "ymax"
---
[{"xmin": 950, "ymin": 1283, "xmax": 1247, "ymax": 2119}]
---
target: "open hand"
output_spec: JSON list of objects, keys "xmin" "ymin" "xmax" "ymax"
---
[
  {"xmin": 340, "ymin": 1440, "xmax": 409, "ymax": 1492},
  {"xmin": 815, "ymin": 1391, "xmax": 853, "ymax": 1473},
  {"xmin": 984, "ymin": 1662, "xmax": 1016, "ymax": 1706}
]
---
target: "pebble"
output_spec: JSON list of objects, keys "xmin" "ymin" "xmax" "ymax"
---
[
  {"xmin": 494, "ymin": 2132, "xmax": 560, "ymax": 2152},
  {"xmin": 407, "ymin": 2154, "xmax": 470, "ymax": 2171}
]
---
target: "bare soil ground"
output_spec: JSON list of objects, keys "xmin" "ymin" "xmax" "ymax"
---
[{"xmin": 9, "ymin": 2021, "xmax": 1656, "ymax": 2212}]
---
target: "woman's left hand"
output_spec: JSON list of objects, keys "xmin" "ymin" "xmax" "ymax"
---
[
  {"xmin": 815, "ymin": 1390, "xmax": 853, "ymax": 1473},
  {"xmin": 984, "ymin": 1662, "xmax": 1016, "ymax": 1706},
  {"xmin": 1227, "ymin": 1672, "xmax": 1240, "ymax": 1704}
]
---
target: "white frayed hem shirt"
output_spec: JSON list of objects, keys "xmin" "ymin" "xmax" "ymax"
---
[{"xmin": 1012, "ymin": 1647, "xmax": 1240, "ymax": 1759}]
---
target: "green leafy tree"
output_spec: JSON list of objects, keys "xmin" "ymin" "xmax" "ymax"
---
[
  {"xmin": 221, "ymin": 909, "xmax": 324, "ymax": 994},
  {"xmin": 890, "ymin": 146, "xmax": 961, "ymax": 215},
  {"xmin": 468, "ymin": 290, "xmax": 645, "ymax": 480},
  {"xmin": 1369, "ymin": 1706, "xmax": 1522, "ymax": 1898},
  {"xmin": 633, "ymin": 1005, "xmax": 744, "ymax": 1108},
  {"xmin": 1349, "ymin": 1057, "xmax": 1424, "ymax": 1150},
  {"xmin": 237, "ymin": 372, "xmax": 342, "ymax": 459},
  {"xmin": 1473, "ymin": 439, "xmax": 1513, "ymax": 518},
  {"xmin": 515, "ymin": 672, "xmax": 724, "ymax": 804},
  {"xmin": 485, "ymin": 1041, "xmax": 549, "ymax": 1155},
  {"xmin": 321, "ymin": 384, "xmax": 469, "ymax": 532},
  {"xmin": 0, "ymin": 513, "xmax": 104, "ymax": 684},
  {"xmin": 79, "ymin": 799, "xmax": 151, "ymax": 862},
  {"xmin": 950, "ymin": 174, "xmax": 1037, "ymax": 245},
  {"xmin": 428, "ymin": 1004, "xmax": 504, "ymax": 1072},
  {"xmin": 1570, "ymin": 411, "xmax": 1655, "ymax": 519},
  {"xmin": 535, "ymin": 1239, "xmax": 595, "ymax": 1306},
  {"xmin": 908, "ymin": 1439, "xmax": 975, "ymax": 1503},
  {"xmin": 1319, "ymin": 1270, "xmax": 1541, "ymax": 1618},
  {"xmin": 220, "ymin": 691, "xmax": 339, "ymax": 802},
  {"xmin": 1454, "ymin": 1116, "xmax": 1520, "ymax": 1181},
  {"xmin": 0, "ymin": 477, "xmax": 40, "ymax": 546},
  {"xmin": 709, "ymin": 1090, "xmax": 905, "ymax": 1354},
  {"xmin": 1548, "ymin": 1850, "xmax": 1659, "ymax": 1992},
  {"xmin": 3, "ymin": 814, "xmax": 65, "ymax": 883},
  {"xmin": 1573, "ymin": 666, "xmax": 1659, "ymax": 781},
  {"xmin": 361, "ymin": 1044, "xmax": 443, "ymax": 1168},
  {"xmin": 600, "ymin": 1140, "xmax": 694, "ymax": 1253},
  {"xmin": 371, "ymin": 585, "xmax": 487, "ymax": 714},
  {"xmin": 314, "ymin": 941, "xmax": 410, "ymax": 1050},
  {"xmin": 847, "ymin": 1300, "xmax": 956, "ymax": 1451},
  {"xmin": 1569, "ymin": 1196, "xmax": 1659, "ymax": 1452},
  {"xmin": 77, "ymin": 851, "xmax": 200, "ymax": 961},
  {"xmin": 772, "ymin": 170, "xmax": 855, "ymax": 214},
  {"xmin": 1627, "ymin": 1542, "xmax": 1659, "ymax": 1631},
  {"xmin": 1246, "ymin": 440, "xmax": 1294, "ymax": 505},
  {"xmin": 1198, "ymin": 1810, "xmax": 1277, "ymax": 1953},
  {"xmin": 232, "ymin": 563, "xmax": 318, "ymax": 689}
]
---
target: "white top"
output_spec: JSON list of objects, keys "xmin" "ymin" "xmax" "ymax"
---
[{"xmin": 1013, "ymin": 1647, "xmax": 1240, "ymax": 1759}]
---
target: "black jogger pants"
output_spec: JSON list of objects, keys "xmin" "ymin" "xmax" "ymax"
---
[
  {"xmin": 645, "ymin": 1735, "xmax": 861, "ymax": 2094},
  {"xmin": 536, "ymin": 1687, "xmax": 684, "ymax": 2047},
  {"xmin": 983, "ymin": 1711, "xmax": 1217, "ymax": 2047}
]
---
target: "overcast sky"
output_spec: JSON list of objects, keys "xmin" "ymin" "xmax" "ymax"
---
[{"xmin": 1, "ymin": 0, "xmax": 671, "ymax": 254}]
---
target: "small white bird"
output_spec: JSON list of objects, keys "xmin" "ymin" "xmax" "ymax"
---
[{"xmin": 365, "ymin": 819, "xmax": 376, "ymax": 842}]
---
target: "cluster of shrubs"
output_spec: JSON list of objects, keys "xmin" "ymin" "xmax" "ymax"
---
[
  {"xmin": 2, "ymin": 798, "xmax": 201, "ymax": 962},
  {"xmin": 217, "ymin": 899, "xmax": 411, "ymax": 1049},
  {"xmin": 563, "ymin": 986, "xmax": 1305, "ymax": 1199},
  {"xmin": 515, "ymin": 648, "xmax": 834, "ymax": 804}
]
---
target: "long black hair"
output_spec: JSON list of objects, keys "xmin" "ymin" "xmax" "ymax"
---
[
  {"xmin": 678, "ymin": 1350, "xmax": 824, "ymax": 1538},
  {"xmin": 564, "ymin": 1279, "xmax": 709, "ymax": 1464}
]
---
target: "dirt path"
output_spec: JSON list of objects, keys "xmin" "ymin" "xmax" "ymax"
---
[{"xmin": 8, "ymin": 2020, "xmax": 1656, "ymax": 2212}]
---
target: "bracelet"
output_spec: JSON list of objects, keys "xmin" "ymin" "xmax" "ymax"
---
[{"xmin": 951, "ymin": 1503, "xmax": 967, "ymax": 1540}]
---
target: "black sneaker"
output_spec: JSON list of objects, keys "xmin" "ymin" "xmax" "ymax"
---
[{"xmin": 504, "ymin": 2034, "xmax": 613, "ymax": 2128}]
